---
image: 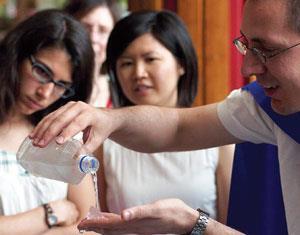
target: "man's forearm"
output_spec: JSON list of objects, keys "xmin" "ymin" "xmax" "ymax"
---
[
  {"xmin": 109, "ymin": 105, "xmax": 180, "ymax": 153},
  {"xmin": 109, "ymin": 103, "xmax": 237, "ymax": 153},
  {"xmin": 205, "ymin": 219, "xmax": 245, "ymax": 235}
]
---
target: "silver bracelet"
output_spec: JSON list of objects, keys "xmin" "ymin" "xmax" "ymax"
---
[{"xmin": 190, "ymin": 208, "xmax": 209, "ymax": 235}]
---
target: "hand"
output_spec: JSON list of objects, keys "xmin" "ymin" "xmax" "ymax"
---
[
  {"xmin": 30, "ymin": 101, "xmax": 116, "ymax": 153},
  {"xmin": 78, "ymin": 198, "xmax": 198, "ymax": 234},
  {"xmin": 50, "ymin": 199, "xmax": 79, "ymax": 226}
]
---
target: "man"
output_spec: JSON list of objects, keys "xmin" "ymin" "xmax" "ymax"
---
[{"xmin": 30, "ymin": 0, "xmax": 300, "ymax": 234}]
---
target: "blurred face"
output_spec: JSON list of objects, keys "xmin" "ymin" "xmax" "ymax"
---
[
  {"xmin": 17, "ymin": 48, "xmax": 72, "ymax": 115},
  {"xmin": 116, "ymin": 33, "xmax": 184, "ymax": 107},
  {"xmin": 241, "ymin": 0, "xmax": 300, "ymax": 115},
  {"xmin": 80, "ymin": 6, "xmax": 114, "ymax": 66}
]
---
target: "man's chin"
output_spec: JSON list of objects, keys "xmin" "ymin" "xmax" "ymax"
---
[{"xmin": 271, "ymin": 100, "xmax": 297, "ymax": 116}]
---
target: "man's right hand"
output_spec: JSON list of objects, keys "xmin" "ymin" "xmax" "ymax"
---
[{"xmin": 30, "ymin": 101, "xmax": 117, "ymax": 153}]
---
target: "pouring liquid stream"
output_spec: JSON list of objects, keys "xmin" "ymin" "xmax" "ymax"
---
[
  {"xmin": 79, "ymin": 172, "xmax": 101, "ymax": 234},
  {"xmin": 92, "ymin": 172, "xmax": 99, "ymax": 210}
]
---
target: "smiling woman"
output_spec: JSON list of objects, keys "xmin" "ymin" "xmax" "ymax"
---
[{"xmin": 0, "ymin": 9, "xmax": 97, "ymax": 235}]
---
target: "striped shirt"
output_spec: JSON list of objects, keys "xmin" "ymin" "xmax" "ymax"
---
[{"xmin": 0, "ymin": 150, "xmax": 67, "ymax": 215}]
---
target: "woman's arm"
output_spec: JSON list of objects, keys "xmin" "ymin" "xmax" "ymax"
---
[
  {"xmin": 0, "ymin": 207, "xmax": 47, "ymax": 235},
  {"xmin": 216, "ymin": 144, "xmax": 234, "ymax": 223},
  {"xmin": 96, "ymin": 144, "xmax": 109, "ymax": 212},
  {"xmin": 42, "ymin": 175, "xmax": 97, "ymax": 235},
  {"xmin": 0, "ymin": 198, "xmax": 78, "ymax": 235}
]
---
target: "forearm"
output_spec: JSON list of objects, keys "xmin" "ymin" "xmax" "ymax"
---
[
  {"xmin": 205, "ymin": 219, "xmax": 245, "ymax": 235},
  {"xmin": 109, "ymin": 105, "xmax": 179, "ymax": 152},
  {"xmin": 31, "ymin": 101, "xmax": 238, "ymax": 156},
  {"xmin": 41, "ymin": 225, "xmax": 75, "ymax": 235},
  {"xmin": 110, "ymin": 103, "xmax": 238, "ymax": 152},
  {"xmin": 42, "ymin": 176, "xmax": 98, "ymax": 235},
  {"xmin": 0, "ymin": 206, "xmax": 48, "ymax": 235},
  {"xmin": 183, "ymin": 206, "xmax": 244, "ymax": 235},
  {"xmin": 41, "ymin": 224, "xmax": 97, "ymax": 235}
]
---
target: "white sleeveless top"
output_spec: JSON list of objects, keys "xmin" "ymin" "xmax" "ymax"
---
[
  {"xmin": 0, "ymin": 150, "xmax": 68, "ymax": 215},
  {"xmin": 103, "ymin": 139, "xmax": 219, "ymax": 219}
]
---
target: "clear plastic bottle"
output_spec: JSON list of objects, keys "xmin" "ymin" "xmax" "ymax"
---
[{"xmin": 16, "ymin": 137, "xmax": 99, "ymax": 184}]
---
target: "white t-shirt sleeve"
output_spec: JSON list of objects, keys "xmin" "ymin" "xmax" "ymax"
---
[{"xmin": 217, "ymin": 89, "xmax": 277, "ymax": 145}]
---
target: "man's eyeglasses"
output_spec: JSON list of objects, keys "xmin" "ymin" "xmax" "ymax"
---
[
  {"xmin": 29, "ymin": 55, "xmax": 75, "ymax": 99},
  {"xmin": 233, "ymin": 36, "xmax": 300, "ymax": 64}
]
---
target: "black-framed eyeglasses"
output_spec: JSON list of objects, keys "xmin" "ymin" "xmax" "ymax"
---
[
  {"xmin": 233, "ymin": 36, "xmax": 300, "ymax": 64},
  {"xmin": 29, "ymin": 55, "xmax": 75, "ymax": 99}
]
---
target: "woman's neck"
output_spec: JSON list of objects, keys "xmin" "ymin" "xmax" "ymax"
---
[
  {"xmin": 6, "ymin": 106, "xmax": 29, "ymax": 124},
  {"xmin": 0, "ymin": 111, "xmax": 33, "ymax": 153}
]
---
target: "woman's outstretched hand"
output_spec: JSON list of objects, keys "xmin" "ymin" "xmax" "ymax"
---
[{"xmin": 78, "ymin": 198, "xmax": 198, "ymax": 235}]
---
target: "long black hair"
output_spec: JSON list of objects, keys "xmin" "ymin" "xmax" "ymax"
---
[
  {"xmin": 0, "ymin": 9, "xmax": 94, "ymax": 125},
  {"xmin": 106, "ymin": 10, "xmax": 198, "ymax": 108}
]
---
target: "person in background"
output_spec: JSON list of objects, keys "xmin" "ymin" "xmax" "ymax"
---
[
  {"xmin": 30, "ymin": 0, "xmax": 300, "ymax": 234},
  {"xmin": 0, "ymin": 9, "xmax": 97, "ymax": 235},
  {"xmin": 64, "ymin": 0, "xmax": 122, "ymax": 108},
  {"xmin": 98, "ymin": 10, "xmax": 233, "ymax": 226}
]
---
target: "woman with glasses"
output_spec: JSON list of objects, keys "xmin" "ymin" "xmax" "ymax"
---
[{"xmin": 0, "ymin": 9, "xmax": 96, "ymax": 234}]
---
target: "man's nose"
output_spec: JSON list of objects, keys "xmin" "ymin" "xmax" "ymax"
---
[{"xmin": 241, "ymin": 51, "xmax": 266, "ymax": 78}]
